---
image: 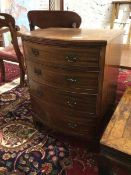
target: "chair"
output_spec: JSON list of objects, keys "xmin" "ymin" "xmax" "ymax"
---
[
  {"xmin": 27, "ymin": 10, "xmax": 81, "ymax": 31},
  {"xmin": 0, "ymin": 13, "xmax": 25, "ymax": 86}
]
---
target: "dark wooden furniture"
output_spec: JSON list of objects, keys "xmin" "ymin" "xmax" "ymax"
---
[
  {"xmin": 21, "ymin": 28, "xmax": 123, "ymax": 141},
  {"xmin": 27, "ymin": 10, "xmax": 81, "ymax": 31},
  {"xmin": 0, "ymin": 34, "xmax": 3, "ymax": 46},
  {"xmin": 0, "ymin": 13, "xmax": 25, "ymax": 85},
  {"xmin": 99, "ymin": 87, "xmax": 131, "ymax": 175}
]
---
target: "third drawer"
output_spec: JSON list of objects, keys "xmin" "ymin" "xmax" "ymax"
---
[{"xmin": 29, "ymin": 79, "xmax": 98, "ymax": 114}]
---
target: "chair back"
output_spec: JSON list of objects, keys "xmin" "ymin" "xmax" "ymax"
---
[
  {"xmin": 0, "ymin": 13, "xmax": 23, "ymax": 61},
  {"xmin": 27, "ymin": 10, "xmax": 81, "ymax": 31}
]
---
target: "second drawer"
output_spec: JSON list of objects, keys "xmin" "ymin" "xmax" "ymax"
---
[{"xmin": 26, "ymin": 61, "xmax": 99, "ymax": 93}]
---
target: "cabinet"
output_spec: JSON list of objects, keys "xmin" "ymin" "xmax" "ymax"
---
[{"xmin": 22, "ymin": 28, "xmax": 123, "ymax": 140}]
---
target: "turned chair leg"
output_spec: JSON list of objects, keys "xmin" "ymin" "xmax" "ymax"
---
[
  {"xmin": 19, "ymin": 67, "xmax": 25, "ymax": 86},
  {"xmin": 0, "ymin": 59, "xmax": 6, "ymax": 82},
  {"xmin": 19, "ymin": 58, "xmax": 26, "ymax": 86}
]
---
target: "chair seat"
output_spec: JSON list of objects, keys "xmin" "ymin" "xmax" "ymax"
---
[
  {"xmin": 0, "ymin": 46, "xmax": 23, "ymax": 62},
  {"xmin": 0, "ymin": 13, "xmax": 25, "ymax": 85}
]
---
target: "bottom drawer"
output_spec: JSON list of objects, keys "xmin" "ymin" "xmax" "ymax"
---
[
  {"xmin": 31, "ymin": 95, "xmax": 99, "ymax": 138},
  {"xmin": 50, "ymin": 110, "xmax": 98, "ymax": 137},
  {"xmin": 31, "ymin": 96, "xmax": 50, "ymax": 126}
]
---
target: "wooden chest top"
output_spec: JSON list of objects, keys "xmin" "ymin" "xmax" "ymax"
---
[
  {"xmin": 101, "ymin": 87, "xmax": 131, "ymax": 156},
  {"xmin": 21, "ymin": 28, "xmax": 124, "ymax": 44}
]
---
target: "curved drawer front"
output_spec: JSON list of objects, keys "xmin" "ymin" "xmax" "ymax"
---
[
  {"xmin": 29, "ymin": 79, "xmax": 98, "ymax": 114},
  {"xmin": 31, "ymin": 95, "xmax": 98, "ymax": 137},
  {"xmin": 24, "ymin": 41, "xmax": 100, "ymax": 68},
  {"xmin": 26, "ymin": 61, "xmax": 99, "ymax": 93},
  {"xmin": 31, "ymin": 96, "xmax": 50, "ymax": 125},
  {"xmin": 52, "ymin": 117, "xmax": 97, "ymax": 137}
]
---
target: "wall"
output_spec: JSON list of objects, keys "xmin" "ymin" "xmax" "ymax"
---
[
  {"xmin": 64, "ymin": 0, "xmax": 131, "ymax": 43},
  {"xmin": 0, "ymin": 0, "xmax": 49, "ymax": 46},
  {"xmin": 64, "ymin": 0, "xmax": 113, "ymax": 28},
  {"xmin": 55, "ymin": 0, "xmax": 61, "ymax": 10},
  {"xmin": 0, "ymin": 0, "xmax": 49, "ymax": 31}
]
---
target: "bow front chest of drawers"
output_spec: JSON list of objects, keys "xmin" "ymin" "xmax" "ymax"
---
[{"xmin": 22, "ymin": 28, "xmax": 123, "ymax": 140}]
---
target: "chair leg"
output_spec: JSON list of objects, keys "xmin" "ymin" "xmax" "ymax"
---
[
  {"xmin": 18, "ymin": 55, "xmax": 26, "ymax": 86},
  {"xmin": 0, "ymin": 59, "xmax": 6, "ymax": 82},
  {"xmin": 19, "ymin": 67, "xmax": 25, "ymax": 86}
]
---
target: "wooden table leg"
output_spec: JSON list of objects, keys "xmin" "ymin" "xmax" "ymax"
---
[{"xmin": 98, "ymin": 155, "xmax": 115, "ymax": 175}]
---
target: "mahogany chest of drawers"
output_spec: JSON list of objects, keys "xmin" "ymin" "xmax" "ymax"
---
[{"xmin": 22, "ymin": 28, "xmax": 123, "ymax": 140}]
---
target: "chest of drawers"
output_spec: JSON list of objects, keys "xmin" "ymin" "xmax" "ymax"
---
[{"xmin": 22, "ymin": 28, "xmax": 123, "ymax": 140}]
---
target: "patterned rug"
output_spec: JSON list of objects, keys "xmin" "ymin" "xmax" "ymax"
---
[
  {"xmin": 0, "ymin": 62, "xmax": 19, "ymax": 85},
  {"xmin": 0, "ymin": 87, "xmax": 98, "ymax": 175},
  {"xmin": 0, "ymin": 68, "xmax": 130, "ymax": 175}
]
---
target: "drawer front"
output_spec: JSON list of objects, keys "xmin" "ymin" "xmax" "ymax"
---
[
  {"xmin": 29, "ymin": 79, "xmax": 97, "ymax": 114},
  {"xmin": 24, "ymin": 41, "xmax": 100, "ymax": 68},
  {"xmin": 31, "ymin": 96, "xmax": 98, "ymax": 137},
  {"xmin": 31, "ymin": 96, "xmax": 50, "ymax": 125},
  {"xmin": 26, "ymin": 61, "xmax": 99, "ymax": 93},
  {"xmin": 52, "ymin": 117, "xmax": 97, "ymax": 137}
]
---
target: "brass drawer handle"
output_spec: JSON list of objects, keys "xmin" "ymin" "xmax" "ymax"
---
[
  {"xmin": 34, "ymin": 68, "xmax": 42, "ymax": 75},
  {"xmin": 68, "ymin": 122, "xmax": 78, "ymax": 129},
  {"xmin": 31, "ymin": 48, "xmax": 39, "ymax": 56},
  {"xmin": 65, "ymin": 55, "xmax": 78, "ymax": 62},
  {"xmin": 66, "ymin": 77, "xmax": 78, "ymax": 83},
  {"xmin": 67, "ymin": 97, "xmax": 77, "ymax": 108}
]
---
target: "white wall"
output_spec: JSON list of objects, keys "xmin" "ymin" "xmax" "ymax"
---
[
  {"xmin": 64, "ymin": 0, "xmax": 113, "ymax": 28},
  {"xmin": 55, "ymin": 0, "xmax": 61, "ymax": 10},
  {"xmin": 64, "ymin": 0, "xmax": 130, "ymax": 30},
  {"xmin": 64, "ymin": 0, "xmax": 131, "ymax": 43}
]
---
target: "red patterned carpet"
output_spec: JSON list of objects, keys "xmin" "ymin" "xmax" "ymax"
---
[
  {"xmin": 0, "ymin": 87, "xmax": 98, "ymax": 175},
  {"xmin": 116, "ymin": 68, "xmax": 131, "ymax": 103},
  {"xmin": 0, "ymin": 67, "xmax": 130, "ymax": 175},
  {"xmin": 0, "ymin": 62, "xmax": 20, "ymax": 85}
]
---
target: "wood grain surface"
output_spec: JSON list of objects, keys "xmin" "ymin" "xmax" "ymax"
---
[
  {"xmin": 101, "ymin": 87, "xmax": 131, "ymax": 155},
  {"xmin": 22, "ymin": 28, "xmax": 123, "ymax": 140},
  {"xmin": 22, "ymin": 28, "xmax": 124, "ymax": 44}
]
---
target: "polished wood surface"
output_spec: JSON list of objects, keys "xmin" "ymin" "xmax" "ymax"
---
[
  {"xmin": 23, "ymin": 41, "xmax": 100, "ymax": 68},
  {"xmin": 29, "ymin": 79, "xmax": 97, "ymax": 114},
  {"xmin": 26, "ymin": 61, "xmax": 99, "ymax": 93},
  {"xmin": 99, "ymin": 87, "xmax": 131, "ymax": 175},
  {"xmin": 22, "ymin": 28, "xmax": 123, "ymax": 140},
  {"xmin": 22, "ymin": 28, "xmax": 124, "ymax": 44},
  {"xmin": 27, "ymin": 11, "xmax": 81, "ymax": 31},
  {"xmin": 101, "ymin": 87, "xmax": 131, "ymax": 155}
]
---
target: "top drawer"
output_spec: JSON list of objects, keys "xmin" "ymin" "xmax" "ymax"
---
[{"xmin": 23, "ymin": 41, "xmax": 100, "ymax": 68}]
